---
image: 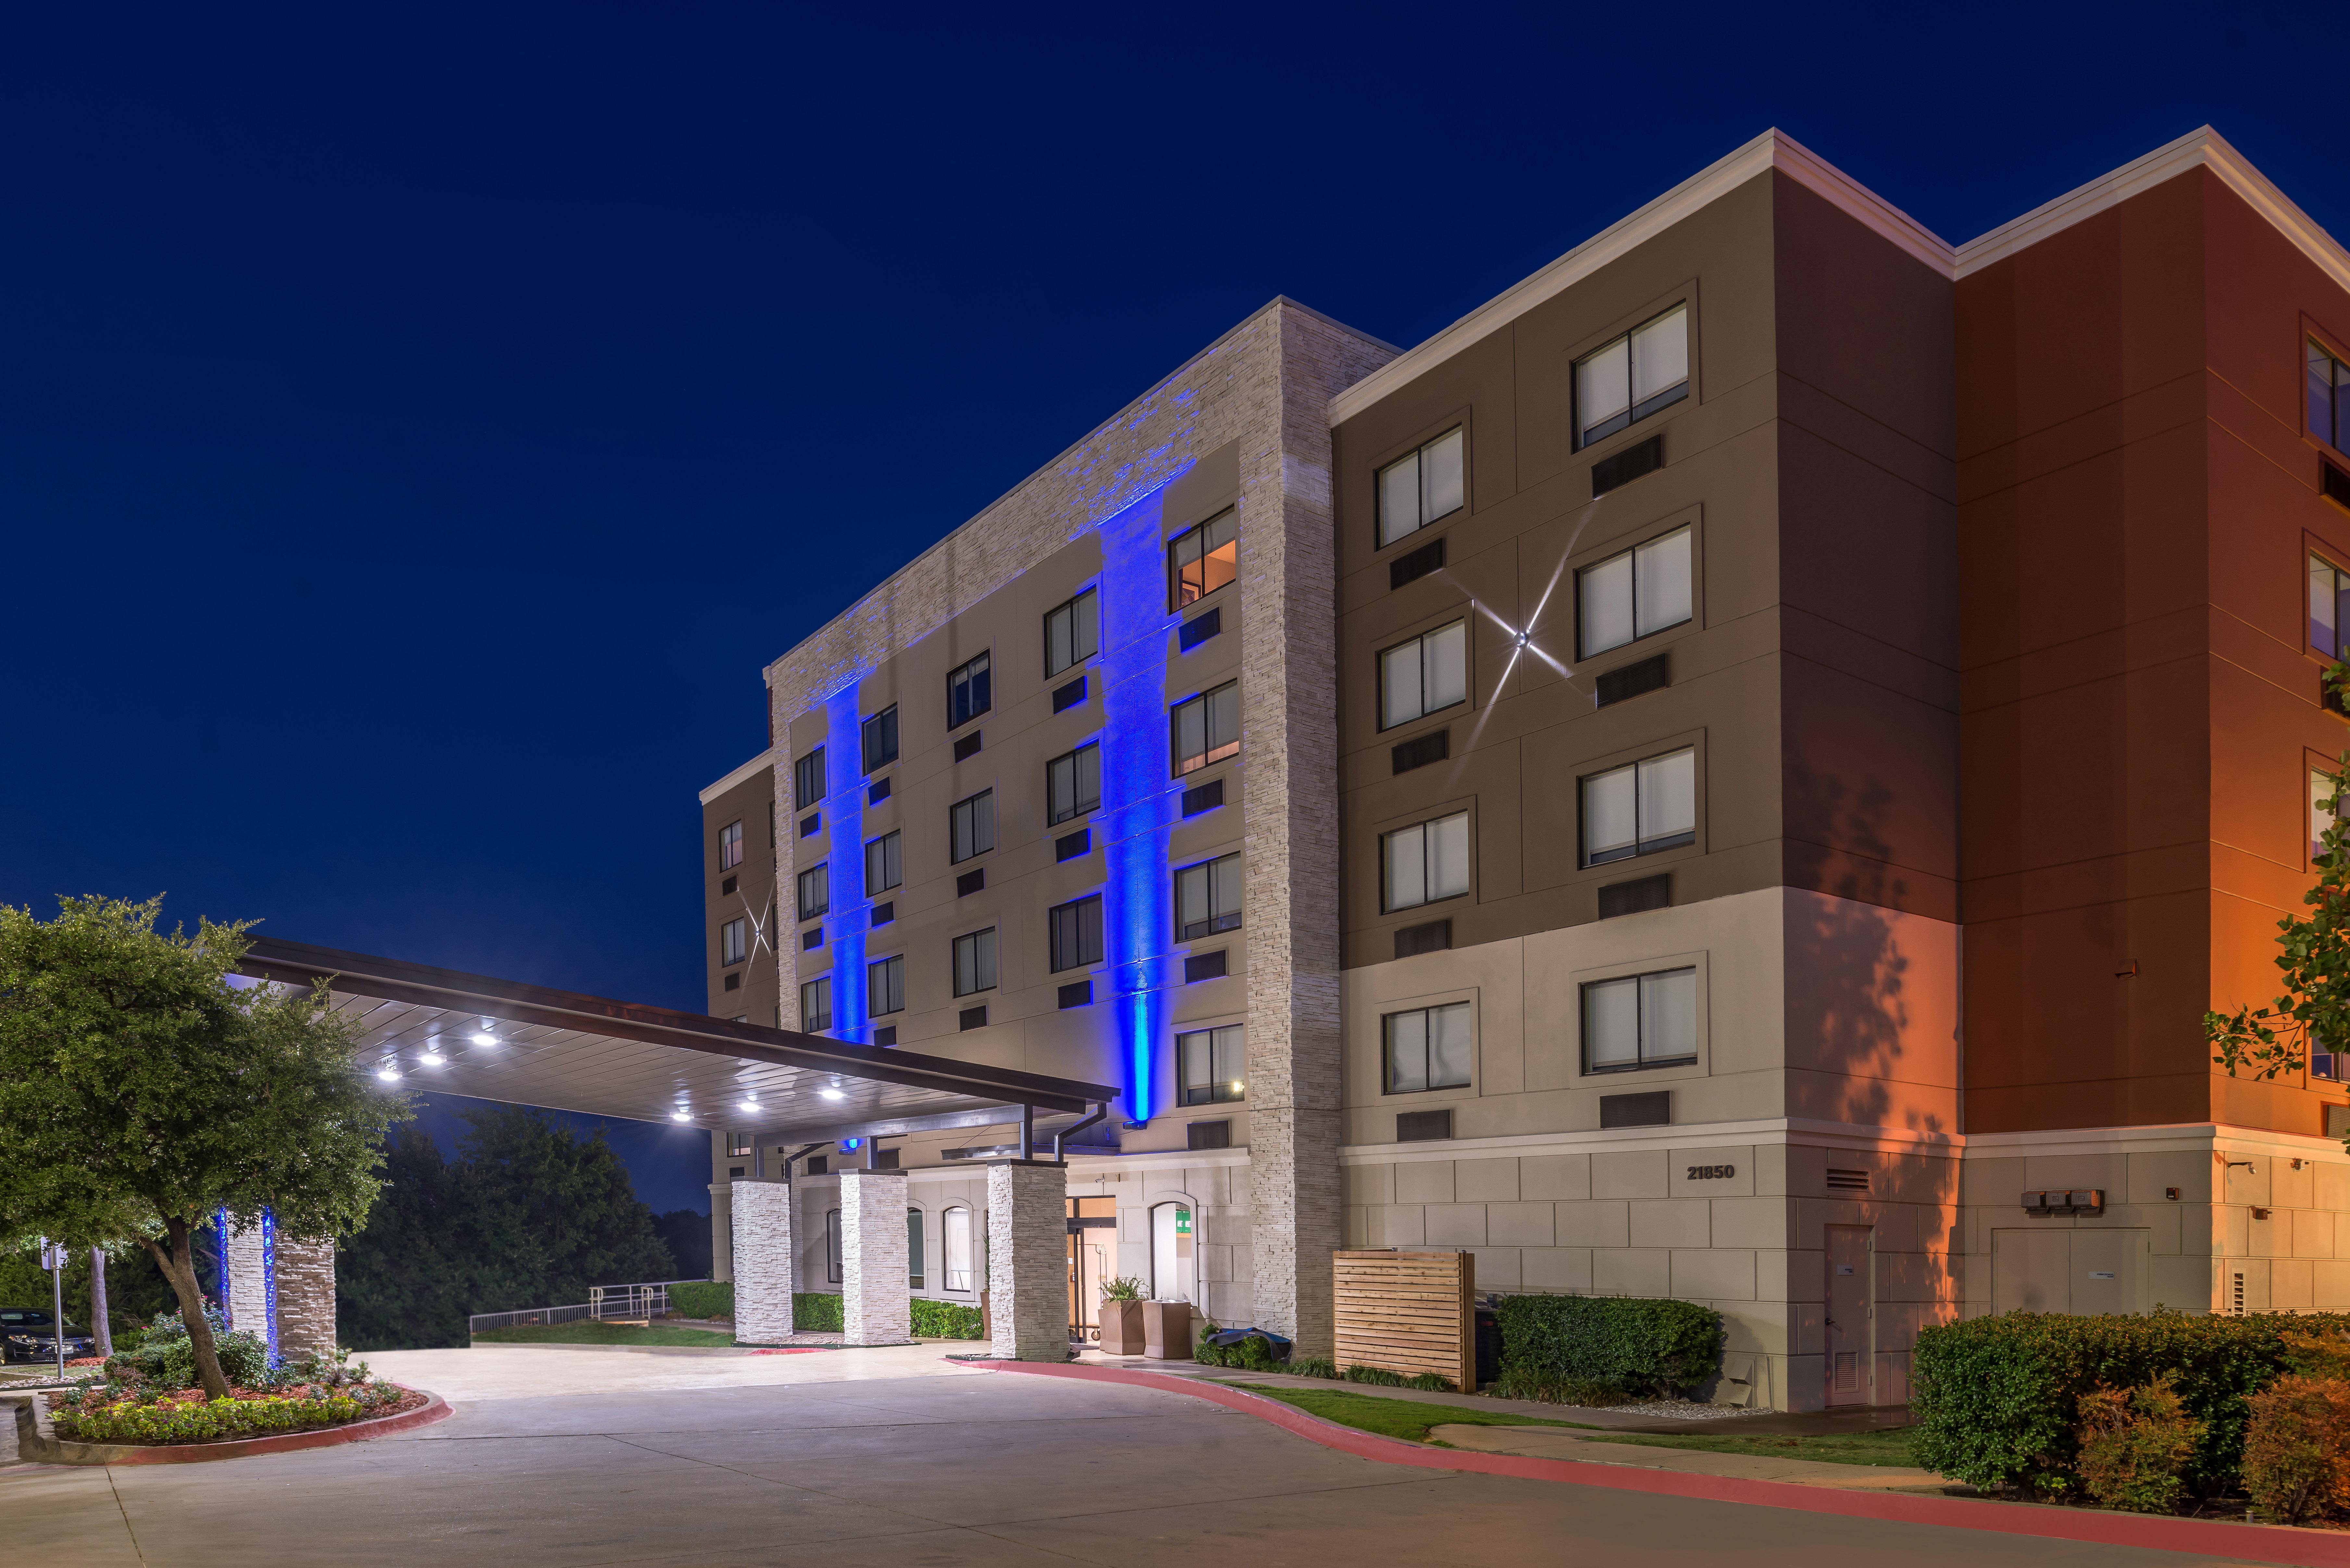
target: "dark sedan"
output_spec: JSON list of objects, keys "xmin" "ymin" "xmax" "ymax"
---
[{"xmin": 0, "ymin": 1307, "xmax": 96, "ymax": 1364}]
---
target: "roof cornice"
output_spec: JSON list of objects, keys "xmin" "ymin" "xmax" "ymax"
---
[{"xmin": 698, "ymin": 747, "xmax": 774, "ymax": 806}]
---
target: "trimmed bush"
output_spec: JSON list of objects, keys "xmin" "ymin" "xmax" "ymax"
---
[
  {"xmin": 2241, "ymin": 1376, "xmax": 2350, "ymax": 1524},
  {"xmin": 2074, "ymin": 1377, "xmax": 2201, "ymax": 1513},
  {"xmin": 791, "ymin": 1292, "xmax": 844, "ymax": 1333},
  {"xmin": 1909, "ymin": 1309, "xmax": 2350, "ymax": 1497},
  {"xmin": 667, "ymin": 1281, "xmax": 732, "ymax": 1320},
  {"xmin": 1287, "ymin": 1356, "xmax": 1339, "ymax": 1380},
  {"xmin": 1491, "ymin": 1295, "xmax": 1723, "ymax": 1402},
  {"xmin": 1404, "ymin": 1371, "xmax": 1456, "ymax": 1393},
  {"xmin": 57, "ymin": 1390, "xmax": 369, "ymax": 1444},
  {"xmin": 1343, "ymin": 1364, "xmax": 1406, "ymax": 1386},
  {"xmin": 111, "ymin": 1308, "xmax": 271, "ymax": 1392},
  {"xmin": 911, "ymin": 1298, "xmax": 984, "ymax": 1340}
]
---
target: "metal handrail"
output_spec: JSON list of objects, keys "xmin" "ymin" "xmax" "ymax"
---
[{"xmin": 467, "ymin": 1278, "xmax": 712, "ymax": 1336}]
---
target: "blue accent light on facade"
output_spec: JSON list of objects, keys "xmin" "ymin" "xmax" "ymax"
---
[
  {"xmin": 260, "ymin": 1206, "xmax": 279, "ymax": 1366},
  {"xmin": 822, "ymin": 681, "xmax": 870, "ymax": 1043},
  {"xmin": 213, "ymin": 1206, "xmax": 230, "ymax": 1313}
]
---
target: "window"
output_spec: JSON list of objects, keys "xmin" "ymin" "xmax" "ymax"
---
[
  {"xmin": 728, "ymin": 1130, "xmax": 752, "ymax": 1157},
  {"xmin": 2312, "ymin": 338, "xmax": 2349, "ymax": 452},
  {"xmin": 2311, "ymin": 554, "xmax": 2350, "ymax": 660},
  {"xmin": 1045, "ymin": 588, "xmax": 1099, "ymax": 676},
  {"xmin": 1582, "ymin": 966, "xmax": 1698, "ymax": 1071},
  {"xmin": 1579, "ymin": 525, "xmax": 1693, "ymax": 659},
  {"xmin": 1376, "ymin": 427, "xmax": 1465, "ymax": 548},
  {"xmin": 907, "ymin": 1207, "xmax": 925, "ymax": 1289},
  {"xmin": 1384, "ymin": 1002, "xmax": 1472, "ymax": 1093},
  {"xmin": 719, "ymin": 820, "xmax": 744, "ymax": 870},
  {"xmin": 720, "ymin": 917, "xmax": 746, "ymax": 966},
  {"xmin": 1382, "ymin": 811, "xmax": 1470, "ymax": 912},
  {"xmin": 796, "ymin": 863, "xmax": 828, "ymax": 921},
  {"xmin": 1178, "ymin": 1024, "xmax": 1245, "ymax": 1105},
  {"xmin": 868, "ymin": 954, "xmax": 904, "ymax": 1016},
  {"xmin": 1176, "ymin": 852, "xmax": 1243, "ymax": 940},
  {"xmin": 1574, "ymin": 303, "xmax": 1688, "ymax": 449},
  {"xmin": 2317, "ymin": 769, "xmax": 2340, "ymax": 862},
  {"xmin": 794, "ymin": 747, "xmax": 825, "ymax": 811},
  {"xmin": 1168, "ymin": 509, "xmax": 1238, "ymax": 609},
  {"xmin": 826, "ymin": 1209, "xmax": 842, "ymax": 1284},
  {"xmin": 801, "ymin": 977, "xmax": 832, "ymax": 1032},
  {"xmin": 952, "ymin": 928, "xmax": 997, "ymax": 996},
  {"xmin": 943, "ymin": 1205, "xmax": 974, "ymax": 1291},
  {"xmin": 1050, "ymin": 894, "xmax": 1103, "ymax": 972},
  {"xmin": 862, "ymin": 705, "xmax": 899, "ymax": 773},
  {"xmin": 865, "ymin": 829, "xmax": 901, "ymax": 894},
  {"xmin": 1583, "ymin": 747, "xmax": 1696, "ymax": 866},
  {"xmin": 1379, "ymin": 619, "xmax": 1467, "ymax": 729},
  {"xmin": 1171, "ymin": 681, "xmax": 1240, "ymax": 775},
  {"xmin": 950, "ymin": 789, "xmax": 995, "ymax": 862},
  {"xmin": 948, "ymin": 652, "xmax": 991, "ymax": 730},
  {"xmin": 1047, "ymin": 741, "xmax": 1101, "ymax": 825}
]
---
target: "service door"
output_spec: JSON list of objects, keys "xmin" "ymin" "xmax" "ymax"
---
[{"xmin": 1824, "ymin": 1225, "xmax": 1873, "ymax": 1407}]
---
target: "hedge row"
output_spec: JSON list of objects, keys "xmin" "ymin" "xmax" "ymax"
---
[
  {"xmin": 1491, "ymin": 1294, "xmax": 1723, "ymax": 1401},
  {"xmin": 1910, "ymin": 1310, "xmax": 2350, "ymax": 1496},
  {"xmin": 664, "ymin": 1284, "xmax": 978, "ymax": 1338},
  {"xmin": 666, "ymin": 1281, "xmax": 731, "ymax": 1320},
  {"xmin": 792, "ymin": 1292, "xmax": 845, "ymax": 1333},
  {"xmin": 912, "ymin": 1299, "xmax": 985, "ymax": 1339}
]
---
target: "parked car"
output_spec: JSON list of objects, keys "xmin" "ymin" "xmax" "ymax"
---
[{"xmin": 0, "ymin": 1307, "xmax": 95, "ymax": 1363}]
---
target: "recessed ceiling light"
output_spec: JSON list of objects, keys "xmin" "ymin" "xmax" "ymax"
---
[
  {"xmin": 420, "ymin": 1049, "xmax": 445, "ymax": 1065},
  {"xmin": 375, "ymin": 1066, "xmax": 400, "ymax": 1082},
  {"xmin": 670, "ymin": 1108, "xmax": 691, "ymax": 1122},
  {"xmin": 739, "ymin": 1097, "xmax": 759, "ymax": 1112},
  {"xmin": 819, "ymin": 1087, "xmax": 845, "ymax": 1101},
  {"xmin": 471, "ymin": 1032, "xmax": 497, "ymax": 1047}
]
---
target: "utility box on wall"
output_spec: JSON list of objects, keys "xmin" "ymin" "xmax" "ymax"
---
[{"xmin": 1333, "ymin": 1248, "xmax": 1475, "ymax": 1393}]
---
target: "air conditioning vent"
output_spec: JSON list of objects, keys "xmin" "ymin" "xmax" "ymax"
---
[
  {"xmin": 870, "ymin": 901, "xmax": 893, "ymax": 927},
  {"xmin": 1181, "ymin": 778, "xmax": 1224, "ymax": 816},
  {"xmin": 1396, "ymin": 1108, "xmax": 1453, "ymax": 1142},
  {"xmin": 1184, "ymin": 949, "xmax": 1228, "ymax": 983},
  {"xmin": 799, "ymin": 812, "xmax": 820, "ymax": 838},
  {"xmin": 867, "ymin": 776, "xmax": 891, "ymax": 805},
  {"xmin": 1391, "ymin": 729, "xmax": 1449, "ymax": 774},
  {"xmin": 1595, "ymin": 652, "xmax": 1670, "ymax": 708},
  {"xmin": 721, "ymin": 875, "xmax": 737, "ymax": 896},
  {"xmin": 1394, "ymin": 919, "xmax": 1451, "ymax": 959},
  {"xmin": 873, "ymin": 1026, "xmax": 896, "ymax": 1047},
  {"xmin": 801, "ymin": 927, "xmax": 823, "ymax": 951},
  {"xmin": 957, "ymin": 868, "xmax": 986, "ymax": 897},
  {"xmin": 1389, "ymin": 537, "xmax": 1445, "ymax": 590},
  {"xmin": 1599, "ymin": 1091, "xmax": 1669, "ymax": 1129},
  {"xmin": 1591, "ymin": 434, "xmax": 1664, "ymax": 497},
  {"xmin": 2325, "ymin": 459, "xmax": 2350, "ymax": 510},
  {"xmin": 1597, "ymin": 874, "xmax": 1671, "ymax": 919},
  {"xmin": 959, "ymin": 1006, "xmax": 987, "ymax": 1031},
  {"xmin": 1056, "ymin": 828, "xmax": 1091, "ymax": 861},
  {"xmin": 1178, "ymin": 607, "xmax": 1222, "ymax": 651},
  {"xmin": 1058, "ymin": 980, "xmax": 1092, "ymax": 1009},
  {"xmin": 1827, "ymin": 1168, "xmax": 1870, "ymax": 1192},
  {"xmin": 806, "ymin": 1155, "xmax": 827, "ymax": 1176},
  {"xmin": 1053, "ymin": 676, "xmax": 1088, "ymax": 712},
  {"xmin": 953, "ymin": 731, "xmax": 983, "ymax": 763},
  {"xmin": 1187, "ymin": 1120, "xmax": 1232, "ymax": 1151}
]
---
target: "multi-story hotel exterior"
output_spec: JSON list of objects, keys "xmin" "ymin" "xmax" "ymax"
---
[{"xmin": 700, "ymin": 126, "xmax": 2350, "ymax": 1411}]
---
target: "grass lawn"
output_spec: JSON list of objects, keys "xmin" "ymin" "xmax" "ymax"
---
[
  {"xmin": 1231, "ymin": 1384, "xmax": 1919, "ymax": 1468},
  {"xmin": 471, "ymin": 1322, "xmax": 738, "ymax": 1348}
]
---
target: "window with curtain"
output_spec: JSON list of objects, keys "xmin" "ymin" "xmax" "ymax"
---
[
  {"xmin": 1384, "ymin": 1001, "xmax": 1472, "ymax": 1093},
  {"xmin": 1382, "ymin": 811, "xmax": 1470, "ymax": 912},
  {"xmin": 943, "ymin": 1205, "xmax": 974, "ymax": 1291},
  {"xmin": 1178, "ymin": 1024, "xmax": 1245, "ymax": 1105},
  {"xmin": 907, "ymin": 1207, "xmax": 925, "ymax": 1290},
  {"xmin": 867, "ymin": 954, "xmax": 904, "ymax": 1016},
  {"xmin": 1582, "ymin": 966, "xmax": 1698, "ymax": 1072},
  {"xmin": 1379, "ymin": 619, "xmax": 1468, "ymax": 729},
  {"xmin": 1376, "ymin": 427, "xmax": 1465, "ymax": 548},
  {"xmin": 1175, "ymin": 853, "xmax": 1243, "ymax": 941},
  {"xmin": 1579, "ymin": 525, "xmax": 1693, "ymax": 659},
  {"xmin": 952, "ymin": 928, "xmax": 997, "ymax": 996},
  {"xmin": 862, "ymin": 705, "xmax": 899, "ymax": 772},
  {"xmin": 793, "ymin": 747, "xmax": 826, "ymax": 810},
  {"xmin": 951, "ymin": 789, "xmax": 996, "ymax": 862},
  {"xmin": 2311, "ymin": 554, "xmax": 2350, "ymax": 661},
  {"xmin": 1049, "ymin": 894, "xmax": 1103, "ymax": 972},
  {"xmin": 1168, "ymin": 509, "xmax": 1238, "ymax": 609},
  {"xmin": 1045, "ymin": 588, "xmax": 1099, "ymax": 676},
  {"xmin": 720, "ymin": 918, "xmax": 746, "ymax": 966},
  {"xmin": 865, "ymin": 829, "xmax": 901, "ymax": 893},
  {"xmin": 719, "ymin": 820, "xmax": 744, "ymax": 870},
  {"xmin": 948, "ymin": 652, "xmax": 991, "ymax": 729},
  {"xmin": 1574, "ymin": 304, "xmax": 1688, "ymax": 449},
  {"xmin": 2312, "ymin": 338, "xmax": 2349, "ymax": 451},
  {"xmin": 1171, "ymin": 681, "xmax": 1240, "ymax": 775},
  {"xmin": 800, "ymin": 977, "xmax": 831, "ymax": 1032},
  {"xmin": 796, "ymin": 863, "xmax": 827, "ymax": 921},
  {"xmin": 1047, "ymin": 741, "xmax": 1101, "ymax": 825},
  {"xmin": 1582, "ymin": 747, "xmax": 1695, "ymax": 866}
]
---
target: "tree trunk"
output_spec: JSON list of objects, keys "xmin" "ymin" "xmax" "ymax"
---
[
  {"xmin": 89, "ymin": 1248, "xmax": 112, "ymax": 1358},
  {"xmin": 144, "ymin": 1218, "xmax": 232, "ymax": 1400}
]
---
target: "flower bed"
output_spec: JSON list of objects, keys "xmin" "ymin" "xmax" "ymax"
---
[{"xmin": 49, "ymin": 1380, "xmax": 420, "ymax": 1446}]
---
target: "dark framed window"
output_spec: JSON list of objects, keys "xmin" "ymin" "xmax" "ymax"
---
[
  {"xmin": 1175, "ymin": 852, "xmax": 1242, "ymax": 941},
  {"xmin": 948, "ymin": 652, "xmax": 991, "ymax": 730},
  {"xmin": 950, "ymin": 788, "xmax": 995, "ymax": 863},
  {"xmin": 1047, "ymin": 741, "xmax": 1101, "ymax": 825},
  {"xmin": 1045, "ymin": 588, "xmax": 1099, "ymax": 677},
  {"xmin": 720, "ymin": 917, "xmax": 746, "ymax": 966},
  {"xmin": 728, "ymin": 1131, "xmax": 752, "ymax": 1157},
  {"xmin": 1379, "ymin": 619, "xmax": 1467, "ymax": 730},
  {"xmin": 1581, "ymin": 966, "xmax": 1697, "ymax": 1072},
  {"xmin": 907, "ymin": 1207, "xmax": 925, "ymax": 1289},
  {"xmin": 1376, "ymin": 427, "xmax": 1464, "ymax": 548},
  {"xmin": 865, "ymin": 829, "xmax": 901, "ymax": 894},
  {"xmin": 794, "ymin": 747, "xmax": 826, "ymax": 811},
  {"xmin": 952, "ymin": 928, "xmax": 998, "ymax": 997},
  {"xmin": 800, "ymin": 977, "xmax": 832, "ymax": 1032},
  {"xmin": 1582, "ymin": 747, "xmax": 1695, "ymax": 866},
  {"xmin": 1168, "ymin": 509, "xmax": 1238, "ymax": 610},
  {"xmin": 796, "ymin": 863, "xmax": 828, "ymax": 921},
  {"xmin": 1171, "ymin": 681, "xmax": 1239, "ymax": 775},
  {"xmin": 719, "ymin": 820, "xmax": 744, "ymax": 870},
  {"xmin": 2312, "ymin": 338, "xmax": 2349, "ymax": 452},
  {"xmin": 826, "ymin": 1208, "xmax": 842, "ymax": 1283},
  {"xmin": 1579, "ymin": 525, "xmax": 1693, "ymax": 659},
  {"xmin": 867, "ymin": 953, "xmax": 904, "ymax": 1016},
  {"xmin": 2311, "ymin": 554, "xmax": 2350, "ymax": 661},
  {"xmin": 1178, "ymin": 1024, "xmax": 1244, "ymax": 1105},
  {"xmin": 1382, "ymin": 811, "xmax": 1469, "ymax": 912},
  {"xmin": 1384, "ymin": 1002, "xmax": 1471, "ymax": 1093},
  {"xmin": 1574, "ymin": 303, "xmax": 1688, "ymax": 450},
  {"xmin": 1049, "ymin": 894, "xmax": 1103, "ymax": 972},
  {"xmin": 862, "ymin": 705, "xmax": 899, "ymax": 773}
]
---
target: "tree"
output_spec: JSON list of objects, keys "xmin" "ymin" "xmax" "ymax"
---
[{"xmin": 0, "ymin": 896, "xmax": 410, "ymax": 1398}]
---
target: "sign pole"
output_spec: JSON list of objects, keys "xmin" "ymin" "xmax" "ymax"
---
[{"xmin": 41, "ymin": 1238, "xmax": 66, "ymax": 1381}]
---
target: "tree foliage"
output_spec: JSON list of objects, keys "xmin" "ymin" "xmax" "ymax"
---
[{"xmin": 0, "ymin": 896, "xmax": 409, "ymax": 1396}]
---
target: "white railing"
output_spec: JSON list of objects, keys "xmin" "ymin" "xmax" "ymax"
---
[{"xmin": 467, "ymin": 1279, "xmax": 710, "ymax": 1337}]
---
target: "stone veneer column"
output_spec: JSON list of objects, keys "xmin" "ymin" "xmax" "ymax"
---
[
  {"xmin": 987, "ymin": 1160, "xmax": 1067, "ymax": 1361},
  {"xmin": 730, "ymin": 1179, "xmax": 795, "ymax": 1343},
  {"xmin": 224, "ymin": 1219, "xmax": 270, "ymax": 1340},
  {"xmin": 839, "ymin": 1167, "xmax": 911, "ymax": 1344},
  {"xmin": 274, "ymin": 1237, "xmax": 337, "ymax": 1360}
]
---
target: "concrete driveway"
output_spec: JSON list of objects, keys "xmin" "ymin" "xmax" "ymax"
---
[{"xmin": 0, "ymin": 1347, "xmax": 2264, "ymax": 1566}]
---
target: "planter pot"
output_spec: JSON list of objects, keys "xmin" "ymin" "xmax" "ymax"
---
[
  {"xmin": 1098, "ymin": 1299, "xmax": 1145, "ymax": 1355},
  {"xmin": 1142, "ymin": 1300, "xmax": 1192, "ymax": 1360}
]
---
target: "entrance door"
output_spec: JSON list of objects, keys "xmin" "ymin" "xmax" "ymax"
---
[
  {"xmin": 1066, "ymin": 1197, "xmax": 1115, "ymax": 1341},
  {"xmin": 1824, "ymin": 1225, "xmax": 1873, "ymax": 1408},
  {"xmin": 1150, "ymin": 1202, "xmax": 1195, "ymax": 1304}
]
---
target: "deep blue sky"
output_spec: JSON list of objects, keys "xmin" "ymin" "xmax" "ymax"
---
[{"xmin": 6, "ymin": 6, "xmax": 2345, "ymax": 1202}]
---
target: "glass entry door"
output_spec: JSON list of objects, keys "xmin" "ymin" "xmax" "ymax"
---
[{"xmin": 1066, "ymin": 1197, "xmax": 1115, "ymax": 1340}]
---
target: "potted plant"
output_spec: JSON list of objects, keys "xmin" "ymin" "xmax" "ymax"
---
[{"xmin": 1097, "ymin": 1277, "xmax": 1146, "ymax": 1355}]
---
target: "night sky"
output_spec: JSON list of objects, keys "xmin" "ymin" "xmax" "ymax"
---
[{"xmin": 7, "ymin": 4, "xmax": 2345, "ymax": 1212}]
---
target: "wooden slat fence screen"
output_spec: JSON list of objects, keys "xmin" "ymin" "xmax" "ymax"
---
[{"xmin": 1332, "ymin": 1248, "xmax": 1474, "ymax": 1391}]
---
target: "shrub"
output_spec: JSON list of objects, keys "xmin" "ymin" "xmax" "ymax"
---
[
  {"xmin": 1909, "ymin": 1309, "xmax": 2350, "ymax": 1497},
  {"xmin": 110, "ymin": 1309, "xmax": 271, "ymax": 1392},
  {"xmin": 56, "ymin": 1391, "xmax": 365, "ymax": 1445},
  {"xmin": 1405, "ymin": 1372, "xmax": 1456, "ymax": 1393},
  {"xmin": 667, "ymin": 1281, "xmax": 732, "ymax": 1320},
  {"xmin": 1287, "ymin": 1357, "xmax": 1339, "ymax": 1380},
  {"xmin": 2281, "ymin": 1328, "xmax": 2350, "ymax": 1380},
  {"xmin": 911, "ymin": 1299, "xmax": 984, "ymax": 1339},
  {"xmin": 791, "ymin": 1292, "xmax": 844, "ymax": 1334},
  {"xmin": 2074, "ymin": 1377, "xmax": 2201, "ymax": 1513},
  {"xmin": 1343, "ymin": 1364, "xmax": 1407, "ymax": 1387},
  {"xmin": 2242, "ymin": 1376, "xmax": 2350, "ymax": 1525},
  {"xmin": 1100, "ymin": 1277, "xmax": 1145, "ymax": 1303},
  {"xmin": 1490, "ymin": 1295, "xmax": 1722, "ymax": 1403}
]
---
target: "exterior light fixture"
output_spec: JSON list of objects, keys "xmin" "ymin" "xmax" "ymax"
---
[
  {"xmin": 670, "ymin": 1108, "xmax": 691, "ymax": 1122},
  {"xmin": 1231, "ymin": 1080, "xmax": 1244, "ymax": 1094},
  {"xmin": 819, "ymin": 1087, "xmax": 846, "ymax": 1101},
  {"xmin": 420, "ymin": 1047, "xmax": 445, "ymax": 1065},
  {"xmin": 739, "ymin": 1097, "xmax": 759, "ymax": 1113},
  {"xmin": 375, "ymin": 1066, "xmax": 399, "ymax": 1082},
  {"xmin": 471, "ymin": 1032, "xmax": 497, "ymax": 1046}
]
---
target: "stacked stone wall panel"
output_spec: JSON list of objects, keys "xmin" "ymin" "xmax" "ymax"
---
[
  {"xmin": 275, "ymin": 1237, "xmax": 337, "ymax": 1360},
  {"xmin": 988, "ymin": 1161, "xmax": 1069, "ymax": 1361},
  {"xmin": 840, "ymin": 1168, "xmax": 912, "ymax": 1344},
  {"xmin": 730, "ymin": 1179, "xmax": 796, "ymax": 1343}
]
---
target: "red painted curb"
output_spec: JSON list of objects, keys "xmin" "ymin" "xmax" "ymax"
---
[
  {"xmin": 58, "ymin": 1391, "xmax": 453, "ymax": 1466},
  {"xmin": 980, "ymin": 1362, "xmax": 2350, "ymax": 1568}
]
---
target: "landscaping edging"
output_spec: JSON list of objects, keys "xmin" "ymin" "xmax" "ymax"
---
[
  {"xmin": 10, "ymin": 1389, "xmax": 452, "ymax": 1466},
  {"xmin": 980, "ymin": 1362, "xmax": 2350, "ymax": 1568}
]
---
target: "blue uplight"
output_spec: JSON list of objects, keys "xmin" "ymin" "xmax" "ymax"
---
[
  {"xmin": 260, "ymin": 1206, "xmax": 279, "ymax": 1367},
  {"xmin": 822, "ymin": 681, "xmax": 870, "ymax": 1042}
]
